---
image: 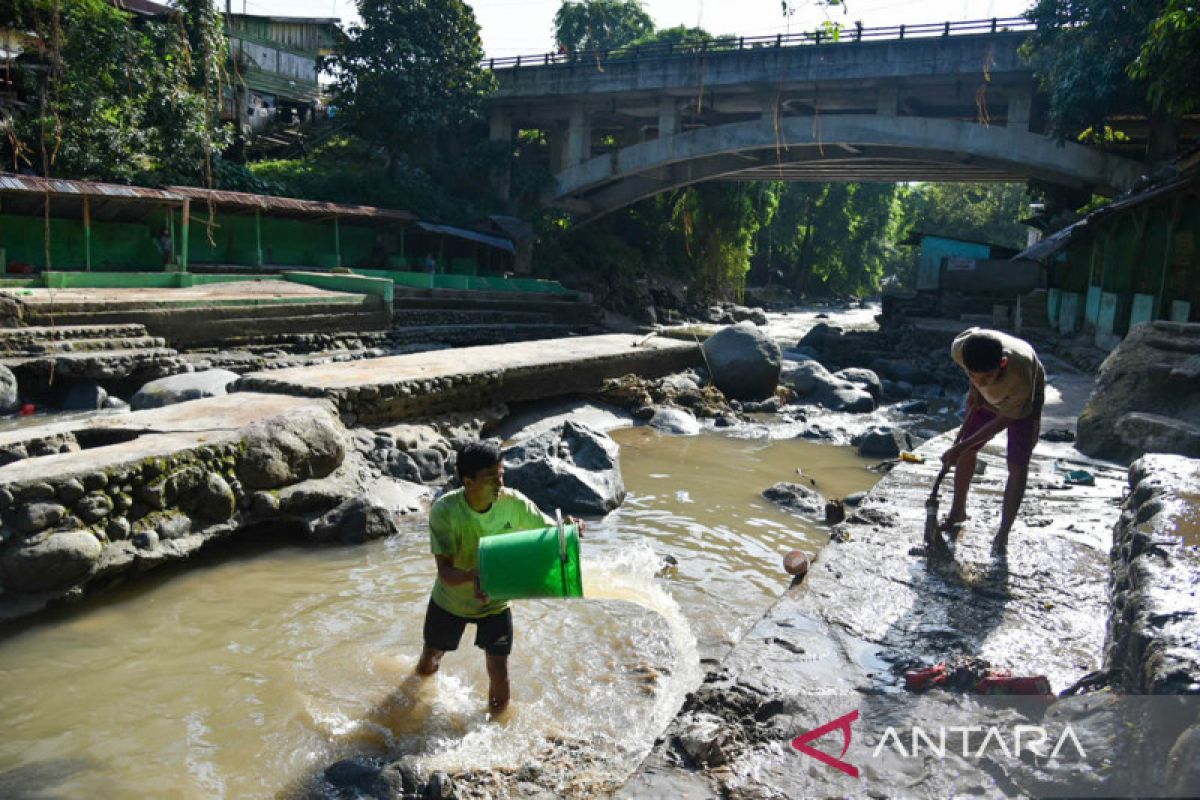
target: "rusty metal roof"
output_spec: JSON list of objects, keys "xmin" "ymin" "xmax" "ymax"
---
[
  {"xmin": 0, "ymin": 173, "xmax": 184, "ymax": 203},
  {"xmin": 167, "ymin": 186, "xmax": 417, "ymax": 225}
]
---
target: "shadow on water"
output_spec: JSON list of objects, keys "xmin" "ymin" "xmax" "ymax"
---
[{"xmin": 0, "ymin": 759, "xmax": 94, "ymax": 800}]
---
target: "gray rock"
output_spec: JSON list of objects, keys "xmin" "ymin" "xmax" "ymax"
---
[
  {"xmin": 130, "ymin": 369, "xmax": 240, "ymax": 410},
  {"xmin": 384, "ymin": 449, "xmax": 423, "ymax": 482},
  {"xmin": 132, "ymin": 528, "xmax": 158, "ymax": 549},
  {"xmin": 503, "ymin": 420, "xmax": 625, "ymax": 515},
  {"xmin": 309, "ymin": 497, "xmax": 401, "ymax": 544},
  {"xmin": 323, "ymin": 759, "xmax": 405, "ymax": 799},
  {"xmin": 882, "ymin": 379, "xmax": 913, "ymax": 399},
  {"xmin": 781, "ymin": 360, "xmax": 834, "ymax": 396},
  {"xmin": 56, "ymin": 478, "xmax": 86, "ymax": 506},
  {"xmin": 236, "ymin": 406, "xmax": 346, "ymax": 490},
  {"xmin": 0, "ymin": 365, "xmax": 18, "ymax": 413},
  {"xmin": 783, "ymin": 360, "xmax": 876, "ymax": 413},
  {"xmin": 107, "ymin": 517, "xmax": 132, "ymax": 540},
  {"xmin": 649, "ymin": 406, "xmax": 701, "ymax": 435},
  {"xmin": 249, "ymin": 491, "xmax": 280, "ymax": 515},
  {"xmin": 193, "ymin": 473, "xmax": 236, "ymax": 521},
  {"xmin": 896, "ymin": 399, "xmax": 929, "ymax": 415},
  {"xmin": 869, "ymin": 358, "xmax": 930, "ymax": 385},
  {"xmin": 742, "ymin": 397, "xmax": 781, "ymax": 414},
  {"xmin": 844, "ymin": 491, "xmax": 867, "ymax": 507},
  {"xmin": 702, "ymin": 322, "xmax": 782, "ymax": 401},
  {"xmin": 911, "ymin": 383, "xmax": 945, "ymax": 399},
  {"xmin": 76, "ymin": 491, "xmax": 115, "ymax": 524},
  {"xmin": 677, "ymin": 712, "xmax": 736, "ymax": 767},
  {"xmin": 1115, "ymin": 412, "xmax": 1200, "ymax": 459},
  {"xmin": 103, "ymin": 396, "xmax": 129, "ymax": 410},
  {"xmin": 661, "ymin": 373, "xmax": 701, "ymax": 394},
  {"xmin": 797, "ymin": 323, "xmax": 843, "ymax": 350},
  {"xmin": 62, "ymin": 381, "xmax": 107, "ymax": 411},
  {"xmin": 14, "ymin": 502, "xmax": 67, "ymax": 533},
  {"xmin": 853, "ymin": 426, "xmax": 914, "ymax": 458},
  {"xmin": 408, "ymin": 448, "xmax": 446, "ymax": 483},
  {"xmin": 762, "ymin": 482, "xmax": 825, "ymax": 516},
  {"xmin": 729, "ymin": 305, "xmax": 769, "ymax": 326},
  {"xmin": 833, "ymin": 368, "xmax": 883, "ymax": 401},
  {"xmin": 0, "ymin": 529, "xmax": 102, "ymax": 592},
  {"xmin": 156, "ymin": 514, "xmax": 191, "ymax": 540}
]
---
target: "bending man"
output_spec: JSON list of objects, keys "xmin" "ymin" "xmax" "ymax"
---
[{"xmin": 940, "ymin": 327, "xmax": 1045, "ymax": 556}]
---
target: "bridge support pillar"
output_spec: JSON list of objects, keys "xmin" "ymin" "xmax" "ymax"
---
[
  {"xmin": 657, "ymin": 97, "xmax": 680, "ymax": 139},
  {"xmin": 567, "ymin": 106, "xmax": 592, "ymax": 167},
  {"xmin": 1006, "ymin": 87, "xmax": 1032, "ymax": 131},
  {"xmin": 876, "ymin": 86, "xmax": 899, "ymax": 116},
  {"xmin": 549, "ymin": 124, "xmax": 568, "ymax": 173},
  {"xmin": 489, "ymin": 110, "xmax": 513, "ymax": 203}
]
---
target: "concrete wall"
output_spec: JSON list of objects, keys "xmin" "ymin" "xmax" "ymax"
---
[
  {"xmin": 917, "ymin": 236, "xmax": 991, "ymax": 291},
  {"xmin": 938, "ymin": 257, "xmax": 1041, "ymax": 294}
]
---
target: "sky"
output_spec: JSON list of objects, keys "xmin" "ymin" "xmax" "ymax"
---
[{"xmin": 229, "ymin": 0, "xmax": 1033, "ymax": 59}]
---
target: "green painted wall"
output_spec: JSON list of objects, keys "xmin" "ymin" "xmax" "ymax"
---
[
  {"xmin": 184, "ymin": 212, "xmax": 379, "ymax": 269},
  {"xmin": 0, "ymin": 212, "xmax": 167, "ymax": 270}
]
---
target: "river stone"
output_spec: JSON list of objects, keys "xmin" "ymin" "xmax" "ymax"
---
[
  {"xmin": 324, "ymin": 758, "xmax": 406, "ymax": 799},
  {"xmin": 76, "ymin": 491, "xmax": 115, "ymax": 524},
  {"xmin": 0, "ymin": 365, "xmax": 18, "ymax": 413},
  {"xmin": 833, "ymin": 367, "xmax": 883, "ymax": 401},
  {"xmin": 384, "ymin": 449, "xmax": 423, "ymax": 482},
  {"xmin": 236, "ymin": 406, "xmax": 346, "ymax": 490},
  {"xmin": 677, "ymin": 711, "xmax": 736, "ymax": 767},
  {"xmin": 156, "ymin": 513, "xmax": 191, "ymax": 540},
  {"xmin": 56, "ymin": 478, "xmax": 86, "ymax": 506},
  {"xmin": 1114, "ymin": 412, "xmax": 1200, "ymax": 460},
  {"xmin": 193, "ymin": 473, "xmax": 235, "ymax": 521},
  {"xmin": 781, "ymin": 360, "xmax": 835, "ymax": 396},
  {"xmin": 762, "ymin": 482, "xmax": 825, "ymax": 516},
  {"xmin": 729, "ymin": 304, "xmax": 769, "ymax": 326},
  {"xmin": 14, "ymin": 501, "xmax": 67, "ymax": 533},
  {"xmin": 132, "ymin": 528, "xmax": 158, "ymax": 549},
  {"xmin": 661, "ymin": 373, "xmax": 701, "ymax": 394},
  {"xmin": 408, "ymin": 448, "xmax": 446, "ymax": 483},
  {"xmin": 309, "ymin": 497, "xmax": 402, "ymax": 544},
  {"xmin": 882, "ymin": 379, "xmax": 913, "ymax": 399},
  {"xmin": 107, "ymin": 517, "xmax": 132, "ymax": 540},
  {"xmin": 0, "ymin": 529, "xmax": 102, "ymax": 592},
  {"xmin": 702, "ymin": 322, "xmax": 781, "ymax": 401},
  {"xmin": 18, "ymin": 483, "xmax": 55, "ymax": 503},
  {"xmin": 130, "ymin": 369, "xmax": 240, "ymax": 410},
  {"xmin": 869, "ymin": 357, "xmax": 930, "ymax": 385},
  {"xmin": 853, "ymin": 426, "xmax": 914, "ymax": 458},
  {"xmin": 649, "ymin": 406, "xmax": 701, "ymax": 435},
  {"xmin": 503, "ymin": 420, "xmax": 625, "ymax": 515},
  {"xmin": 797, "ymin": 322, "xmax": 843, "ymax": 351}
]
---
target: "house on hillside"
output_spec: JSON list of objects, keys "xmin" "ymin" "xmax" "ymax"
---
[
  {"xmin": 1015, "ymin": 170, "xmax": 1200, "ymax": 349},
  {"xmin": 225, "ymin": 14, "xmax": 341, "ymax": 134}
]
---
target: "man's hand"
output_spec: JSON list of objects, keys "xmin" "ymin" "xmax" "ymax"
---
[
  {"xmin": 941, "ymin": 443, "xmax": 965, "ymax": 467},
  {"xmin": 472, "ymin": 573, "xmax": 490, "ymax": 604},
  {"xmin": 567, "ymin": 516, "xmax": 587, "ymax": 537}
]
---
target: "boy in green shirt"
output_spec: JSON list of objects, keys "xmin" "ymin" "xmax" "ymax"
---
[{"xmin": 416, "ymin": 441, "xmax": 583, "ymax": 713}]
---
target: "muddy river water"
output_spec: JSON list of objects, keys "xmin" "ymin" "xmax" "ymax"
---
[{"xmin": 0, "ymin": 427, "xmax": 880, "ymax": 798}]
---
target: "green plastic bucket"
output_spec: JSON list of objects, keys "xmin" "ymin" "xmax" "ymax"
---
[{"xmin": 478, "ymin": 522, "xmax": 583, "ymax": 601}]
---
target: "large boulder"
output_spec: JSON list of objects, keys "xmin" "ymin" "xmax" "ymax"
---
[
  {"xmin": 729, "ymin": 305, "xmax": 769, "ymax": 326},
  {"xmin": 131, "ymin": 369, "xmax": 240, "ymax": 410},
  {"xmin": 503, "ymin": 420, "xmax": 625, "ymax": 515},
  {"xmin": 309, "ymin": 497, "xmax": 402, "ymax": 544},
  {"xmin": 236, "ymin": 406, "xmax": 346, "ymax": 490},
  {"xmin": 833, "ymin": 368, "xmax": 883, "ymax": 401},
  {"xmin": 780, "ymin": 360, "xmax": 875, "ymax": 413},
  {"xmin": 0, "ymin": 365, "xmax": 18, "ymax": 413},
  {"xmin": 0, "ymin": 529, "xmax": 103, "ymax": 593},
  {"xmin": 1078, "ymin": 321, "xmax": 1200, "ymax": 461},
  {"xmin": 702, "ymin": 322, "xmax": 781, "ymax": 401},
  {"xmin": 797, "ymin": 323, "xmax": 843, "ymax": 351},
  {"xmin": 853, "ymin": 426, "xmax": 914, "ymax": 458},
  {"xmin": 61, "ymin": 381, "xmax": 108, "ymax": 411},
  {"xmin": 869, "ymin": 358, "xmax": 931, "ymax": 385}
]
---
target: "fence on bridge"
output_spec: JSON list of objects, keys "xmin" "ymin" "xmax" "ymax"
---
[{"xmin": 484, "ymin": 17, "xmax": 1033, "ymax": 71}]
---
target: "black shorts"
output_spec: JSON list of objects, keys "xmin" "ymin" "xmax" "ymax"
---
[{"xmin": 422, "ymin": 598, "xmax": 513, "ymax": 657}]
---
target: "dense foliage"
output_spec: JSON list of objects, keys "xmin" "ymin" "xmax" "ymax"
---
[
  {"xmin": 0, "ymin": 0, "xmax": 229, "ymax": 185},
  {"xmin": 324, "ymin": 0, "xmax": 492, "ymax": 172},
  {"xmin": 1024, "ymin": 1, "xmax": 1199, "ymax": 154}
]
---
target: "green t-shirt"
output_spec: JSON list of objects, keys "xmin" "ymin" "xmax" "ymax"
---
[{"xmin": 429, "ymin": 487, "xmax": 554, "ymax": 618}]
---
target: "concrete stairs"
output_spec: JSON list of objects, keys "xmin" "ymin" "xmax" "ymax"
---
[
  {"xmin": 0, "ymin": 324, "xmax": 183, "ymax": 384},
  {"xmin": 389, "ymin": 287, "xmax": 605, "ymax": 347}
]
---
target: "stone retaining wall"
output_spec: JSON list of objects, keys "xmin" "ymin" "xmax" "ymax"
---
[{"xmin": 1107, "ymin": 453, "xmax": 1200, "ymax": 693}]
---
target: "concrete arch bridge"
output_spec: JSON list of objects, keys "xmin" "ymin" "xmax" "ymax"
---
[{"xmin": 485, "ymin": 19, "xmax": 1146, "ymax": 220}]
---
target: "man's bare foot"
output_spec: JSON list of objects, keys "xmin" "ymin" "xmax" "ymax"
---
[
  {"xmin": 488, "ymin": 694, "xmax": 509, "ymax": 715},
  {"xmin": 938, "ymin": 515, "xmax": 966, "ymax": 537},
  {"xmin": 991, "ymin": 534, "xmax": 1008, "ymax": 557}
]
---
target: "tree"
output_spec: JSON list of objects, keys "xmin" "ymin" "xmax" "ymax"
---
[
  {"xmin": 325, "ymin": 0, "xmax": 493, "ymax": 170},
  {"xmin": 1, "ymin": 0, "xmax": 229, "ymax": 185},
  {"xmin": 553, "ymin": 0, "xmax": 654, "ymax": 53},
  {"xmin": 1129, "ymin": 0, "xmax": 1200, "ymax": 117}
]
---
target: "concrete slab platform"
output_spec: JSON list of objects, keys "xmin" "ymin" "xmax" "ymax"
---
[
  {"xmin": 238, "ymin": 333, "xmax": 702, "ymax": 423},
  {"xmin": 7, "ymin": 280, "xmax": 364, "ymax": 310}
]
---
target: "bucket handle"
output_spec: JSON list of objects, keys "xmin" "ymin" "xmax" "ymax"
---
[{"xmin": 555, "ymin": 508, "xmax": 567, "ymax": 563}]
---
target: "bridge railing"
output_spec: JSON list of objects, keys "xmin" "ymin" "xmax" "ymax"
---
[{"xmin": 485, "ymin": 16, "xmax": 1033, "ymax": 71}]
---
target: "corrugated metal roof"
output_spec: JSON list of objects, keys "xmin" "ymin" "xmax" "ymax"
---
[
  {"xmin": 168, "ymin": 186, "xmax": 416, "ymax": 224},
  {"xmin": 416, "ymin": 222, "xmax": 515, "ymax": 253},
  {"xmin": 0, "ymin": 173, "xmax": 183, "ymax": 202},
  {"xmin": 1014, "ymin": 174, "xmax": 1200, "ymax": 263}
]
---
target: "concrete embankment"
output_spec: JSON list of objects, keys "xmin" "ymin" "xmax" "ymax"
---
[{"xmin": 0, "ymin": 334, "xmax": 700, "ymax": 620}]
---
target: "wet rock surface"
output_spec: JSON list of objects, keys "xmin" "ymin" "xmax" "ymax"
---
[
  {"xmin": 624, "ymin": 426, "xmax": 1132, "ymax": 798},
  {"xmin": 701, "ymin": 322, "xmax": 781, "ymax": 401},
  {"xmin": 130, "ymin": 369, "xmax": 240, "ymax": 410},
  {"xmin": 1078, "ymin": 321, "xmax": 1200, "ymax": 461}
]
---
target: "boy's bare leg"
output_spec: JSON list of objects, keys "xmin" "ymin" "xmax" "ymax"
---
[
  {"xmin": 486, "ymin": 654, "xmax": 510, "ymax": 713},
  {"xmin": 416, "ymin": 646, "xmax": 444, "ymax": 676},
  {"xmin": 993, "ymin": 462, "xmax": 1030, "ymax": 556},
  {"xmin": 941, "ymin": 449, "xmax": 977, "ymax": 534}
]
